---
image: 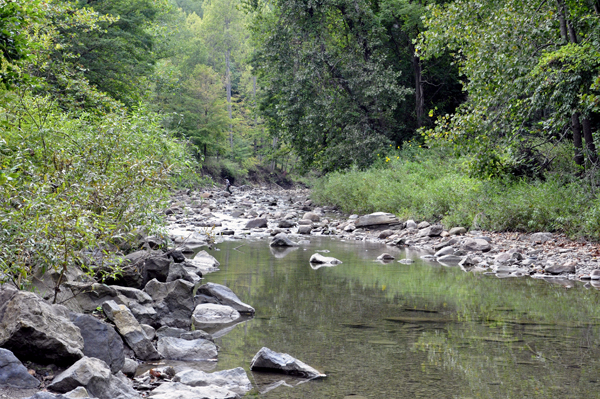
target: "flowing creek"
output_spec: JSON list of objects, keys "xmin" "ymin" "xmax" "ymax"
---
[{"xmin": 196, "ymin": 237, "xmax": 600, "ymax": 398}]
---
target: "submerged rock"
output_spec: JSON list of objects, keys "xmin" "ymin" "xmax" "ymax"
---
[
  {"xmin": 376, "ymin": 253, "xmax": 395, "ymax": 261},
  {"xmin": 270, "ymin": 233, "xmax": 299, "ymax": 247},
  {"xmin": 309, "ymin": 253, "xmax": 342, "ymax": 265},
  {"xmin": 250, "ymin": 347, "xmax": 326, "ymax": 379}
]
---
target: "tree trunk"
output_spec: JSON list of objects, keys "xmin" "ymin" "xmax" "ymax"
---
[
  {"xmin": 556, "ymin": 0, "xmax": 568, "ymax": 41},
  {"xmin": 582, "ymin": 116, "xmax": 598, "ymax": 165},
  {"xmin": 572, "ymin": 113, "xmax": 584, "ymax": 169},
  {"xmin": 271, "ymin": 136, "xmax": 278, "ymax": 172},
  {"xmin": 226, "ymin": 49, "xmax": 233, "ymax": 151},
  {"xmin": 410, "ymin": 42, "xmax": 424, "ymax": 128}
]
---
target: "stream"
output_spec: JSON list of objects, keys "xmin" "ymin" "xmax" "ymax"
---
[{"xmin": 199, "ymin": 237, "xmax": 600, "ymax": 398}]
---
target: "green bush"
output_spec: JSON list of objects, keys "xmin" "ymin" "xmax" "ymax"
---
[
  {"xmin": 0, "ymin": 95, "xmax": 197, "ymax": 293},
  {"xmin": 312, "ymin": 147, "xmax": 599, "ymax": 239}
]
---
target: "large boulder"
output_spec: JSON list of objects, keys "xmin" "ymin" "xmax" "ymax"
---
[
  {"xmin": 143, "ymin": 279, "xmax": 196, "ymax": 329},
  {"xmin": 186, "ymin": 251, "xmax": 220, "ymax": 272},
  {"xmin": 148, "ymin": 382, "xmax": 236, "ymax": 399},
  {"xmin": 355, "ymin": 212, "xmax": 400, "ymax": 228},
  {"xmin": 102, "ymin": 301, "xmax": 161, "ymax": 361},
  {"xmin": 0, "ymin": 287, "xmax": 84, "ymax": 365},
  {"xmin": 192, "ymin": 304, "xmax": 241, "ymax": 330},
  {"xmin": 0, "ymin": 348, "xmax": 40, "ymax": 388},
  {"xmin": 48, "ymin": 357, "xmax": 139, "ymax": 399},
  {"xmin": 250, "ymin": 347, "xmax": 326, "ymax": 379},
  {"xmin": 156, "ymin": 337, "xmax": 218, "ymax": 361},
  {"xmin": 69, "ymin": 313, "xmax": 125, "ymax": 374},
  {"xmin": 71, "ymin": 283, "xmax": 120, "ymax": 313},
  {"xmin": 173, "ymin": 367, "xmax": 252, "ymax": 395},
  {"xmin": 309, "ymin": 253, "xmax": 342, "ymax": 265},
  {"xmin": 195, "ymin": 282, "xmax": 255, "ymax": 314}
]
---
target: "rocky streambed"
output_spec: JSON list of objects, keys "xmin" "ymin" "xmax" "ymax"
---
[{"xmin": 2, "ymin": 185, "xmax": 600, "ymax": 399}]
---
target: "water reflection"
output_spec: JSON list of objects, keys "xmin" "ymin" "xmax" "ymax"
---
[{"xmin": 202, "ymin": 237, "xmax": 600, "ymax": 398}]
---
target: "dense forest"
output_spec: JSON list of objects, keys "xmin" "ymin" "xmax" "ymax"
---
[{"xmin": 1, "ymin": 0, "xmax": 600, "ymax": 286}]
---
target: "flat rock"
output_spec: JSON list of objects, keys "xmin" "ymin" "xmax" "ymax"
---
[
  {"xmin": 0, "ymin": 287, "xmax": 84, "ymax": 365},
  {"xmin": 48, "ymin": 357, "xmax": 138, "ymax": 399},
  {"xmin": 245, "ymin": 218, "xmax": 268, "ymax": 229},
  {"xmin": 461, "ymin": 238, "xmax": 491, "ymax": 252},
  {"xmin": 173, "ymin": 367, "xmax": 252, "ymax": 395},
  {"xmin": 192, "ymin": 304, "xmax": 241, "ymax": 329},
  {"xmin": 195, "ymin": 282, "xmax": 255, "ymax": 314},
  {"xmin": 0, "ymin": 348, "xmax": 40, "ymax": 388},
  {"xmin": 434, "ymin": 246, "xmax": 454, "ymax": 257},
  {"xmin": 157, "ymin": 337, "xmax": 217, "ymax": 361},
  {"xmin": 448, "ymin": 227, "xmax": 467, "ymax": 236},
  {"xmin": 148, "ymin": 382, "xmax": 236, "ymax": 399},
  {"xmin": 250, "ymin": 347, "xmax": 326, "ymax": 379},
  {"xmin": 102, "ymin": 301, "xmax": 161, "ymax": 361},
  {"xmin": 309, "ymin": 253, "xmax": 342, "ymax": 265},
  {"xmin": 545, "ymin": 261, "xmax": 577, "ymax": 275},
  {"xmin": 297, "ymin": 225, "xmax": 312, "ymax": 234},
  {"xmin": 355, "ymin": 212, "xmax": 400, "ymax": 228},
  {"xmin": 531, "ymin": 232, "xmax": 553, "ymax": 243},
  {"xmin": 190, "ymin": 250, "xmax": 220, "ymax": 270},
  {"xmin": 277, "ymin": 220, "xmax": 296, "ymax": 228}
]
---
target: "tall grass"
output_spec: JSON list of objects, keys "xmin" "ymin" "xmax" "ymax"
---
[{"xmin": 312, "ymin": 148, "xmax": 599, "ymax": 238}]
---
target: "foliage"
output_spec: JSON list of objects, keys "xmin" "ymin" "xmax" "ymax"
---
[{"xmin": 312, "ymin": 147, "xmax": 600, "ymax": 238}]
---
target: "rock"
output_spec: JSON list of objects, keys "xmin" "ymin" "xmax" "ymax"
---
[
  {"xmin": 166, "ymin": 262, "xmax": 201, "ymax": 284},
  {"xmin": 297, "ymin": 219, "xmax": 312, "ymax": 226},
  {"xmin": 591, "ymin": 269, "xmax": 600, "ymax": 280},
  {"xmin": 122, "ymin": 359, "xmax": 138, "ymax": 378},
  {"xmin": 494, "ymin": 252, "xmax": 512, "ymax": 265},
  {"xmin": 0, "ymin": 348, "xmax": 40, "ymax": 388},
  {"xmin": 343, "ymin": 223, "xmax": 356, "ymax": 232},
  {"xmin": 189, "ymin": 250, "xmax": 220, "ymax": 271},
  {"xmin": 143, "ymin": 279, "xmax": 196, "ymax": 329},
  {"xmin": 221, "ymin": 229, "xmax": 235, "ymax": 235},
  {"xmin": 355, "ymin": 212, "xmax": 400, "ymax": 228},
  {"xmin": 378, "ymin": 230, "xmax": 394, "ymax": 239},
  {"xmin": 448, "ymin": 227, "xmax": 467, "ymax": 236},
  {"xmin": 156, "ymin": 326, "xmax": 187, "ymax": 339},
  {"xmin": 148, "ymin": 382, "xmax": 236, "ymax": 399},
  {"xmin": 157, "ymin": 337, "xmax": 218, "ymax": 361},
  {"xmin": 461, "ymin": 238, "xmax": 492, "ymax": 252},
  {"xmin": 192, "ymin": 304, "xmax": 241, "ymax": 330},
  {"xmin": 425, "ymin": 225, "xmax": 444, "ymax": 237},
  {"xmin": 48, "ymin": 357, "xmax": 138, "ymax": 399},
  {"xmin": 303, "ymin": 212, "xmax": 320, "ymax": 222},
  {"xmin": 277, "ymin": 220, "xmax": 296, "ymax": 228},
  {"xmin": 270, "ymin": 233, "xmax": 299, "ymax": 247},
  {"xmin": 180, "ymin": 330, "xmax": 213, "ymax": 341},
  {"xmin": 416, "ymin": 221, "xmax": 430, "ymax": 229},
  {"xmin": 0, "ymin": 287, "xmax": 84, "ymax": 365},
  {"xmin": 531, "ymin": 232, "xmax": 553, "ymax": 243},
  {"xmin": 173, "ymin": 367, "xmax": 252, "ymax": 395},
  {"xmin": 24, "ymin": 392, "xmax": 89, "ymax": 399},
  {"xmin": 141, "ymin": 324, "xmax": 156, "ymax": 341},
  {"xmin": 545, "ymin": 261, "xmax": 577, "ymax": 275},
  {"xmin": 142, "ymin": 255, "xmax": 173, "ymax": 286},
  {"xmin": 376, "ymin": 253, "xmax": 395, "ymax": 261},
  {"xmin": 405, "ymin": 220, "xmax": 417, "ymax": 229},
  {"xmin": 245, "ymin": 218, "xmax": 268, "ymax": 229},
  {"xmin": 250, "ymin": 347, "xmax": 326, "ymax": 379},
  {"xmin": 102, "ymin": 301, "xmax": 161, "ymax": 361},
  {"xmin": 69, "ymin": 313, "xmax": 125, "ymax": 374},
  {"xmin": 437, "ymin": 255, "xmax": 463, "ymax": 263},
  {"xmin": 309, "ymin": 253, "xmax": 342, "ymax": 265},
  {"xmin": 167, "ymin": 250, "xmax": 186, "ymax": 264},
  {"xmin": 297, "ymin": 225, "xmax": 313, "ymax": 234},
  {"xmin": 73, "ymin": 284, "xmax": 121, "ymax": 313},
  {"xmin": 434, "ymin": 246, "xmax": 454, "ymax": 257},
  {"xmin": 195, "ymin": 282, "xmax": 255, "ymax": 314}
]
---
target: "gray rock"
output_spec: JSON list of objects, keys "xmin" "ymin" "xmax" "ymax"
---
[
  {"xmin": 398, "ymin": 259, "xmax": 414, "ymax": 264},
  {"xmin": 355, "ymin": 212, "xmax": 400, "ymax": 228},
  {"xmin": 591, "ymin": 269, "xmax": 600, "ymax": 280},
  {"xmin": 195, "ymin": 282, "xmax": 255, "ymax": 314},
  {"xmin": 142, "ymin": 255, "xmax": 173, "ymax": 286},
  {"xmin": 69, "ymin": 313, "xmax": 125, "ymax": 374},
  {"xmin": 192, "ymin": 304, "xmax": 241, "ymax": 330},
  {"xmin": 156, "ymin": 326, "xmax": 187, "ymax": 339},
  {"xmin": 250, "ymin": 347, "xmax": 326, "ymax": 379},
  {"xmin": 148, "ymin": 382, "xmax": 236, "ymax": 399},
  {"xmin": 277, "ymin": 220, "xmax": 295, "ymax": 228},
  {"xmin": 309, "ymin": 253, "xmax": 342, "ymax": 265},
  {"xmin": 157, "ymin": 337, "xmax": 217, "ymax": 361},
  {"xmin": 121, "ymin": 359, "xmax": 138, "ymax": 378},
  {"xmin": 270, "ymin": 233, "xmax": 299, "ymax": 247},
  {"xmin": 102, "ymin": 301, "xmax": 161, "ymax": 361},
  {"xmin": 0, "ymin": 348, "xmax": 40, "ymax": 388},
  {"xmin": 437, "ymin": 255, "xmax": 463, "ymax": 264},
  {"xmin": 141, "ymin": 324, "xmax": 156, "ymax": 341},
  {"xmin": 405, "ymin": 220, "xmax": 417, "ymax": 229},
  {"xmin": 428, "ymin": 225, "xmax": 444, "ymax": 237},
  {"xmin": 24, "ymin": 393, "xmax": 85, "ymax": 399},
  {"xmin": 48, "ymin": 357, "xmax": 138, "ymax": 399},
  {"xmin": 173, "ymin": 367, "xmax": 252, "ymax": 395},
  {"xmin": 0, "ymin": 287, "xmax": 84, "ymax": 365},
  {"xmin": 303, "ymin": 212, "xmax": 320, "ymax": 222},
  {"xmin": 494, "ymin": 252, "xmax": 512, "ymax": 265},
  {"xmin": 297, "ymin": 219, "xmax": 312, "ymax": 226},
  {"xmin": 188, "ymin": 250, "xmax": 220, "ymax": 271},
  {"xmin": 545, "ymin": 261, "xmax": 577, "ymax": 275},
  {"xmin": 245, "ymin": 218, "xmax": 268, "ymax": 229},
  {"xmin": 378, "ymin": 230, "xmax": 394, "ymax": 239},
  {"xmin": 297, "ymin": 225, "xmax": 312, "ymax": 234},
  {"xmin": 376, "ymin": 253, "xmax": 395, "ymax": 261},
  {"xmin": 143, "ymin": 279, "xmax": 196, "ymax": 329},
  {"xmin": 461, "ymin": 238, "xmax": 492, "ymax": 252},
  {"xmin": 434, "ymin": 246, "xmax": 454, "ymax": 257},
  {"xmin": 417, "ymin": 221, "xmax": 430, "ymax": 229},
  {"xmin": 531, "ymin": 232, "xmax": 553, "ymax": 243},
  {"xmin": 180, "ymin": 330, "xmax": 213, "ymax": 341},
  {"xmin": 343, "ymin": 223, "xmax": 356, "ymax": 232},
  {"xmin": 448, "ymin": 227, "xmax": 467, "ymax": 236},
  {"xmin": 73, "ymin": 284, "xmax": 121, "ymax": 313},
  {"xmin": 166, "ymin": 262, "xmax": 201, "ymax": 284}
]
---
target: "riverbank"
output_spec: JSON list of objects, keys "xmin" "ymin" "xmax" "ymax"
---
[{"xmin": 166, "ymin": 185, "xmax": 600, "ymax": 284}]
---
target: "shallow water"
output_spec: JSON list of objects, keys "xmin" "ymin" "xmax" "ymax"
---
[{"xmin": 201, "ymin": 237, "xmax": 600, "ymax": 398}]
